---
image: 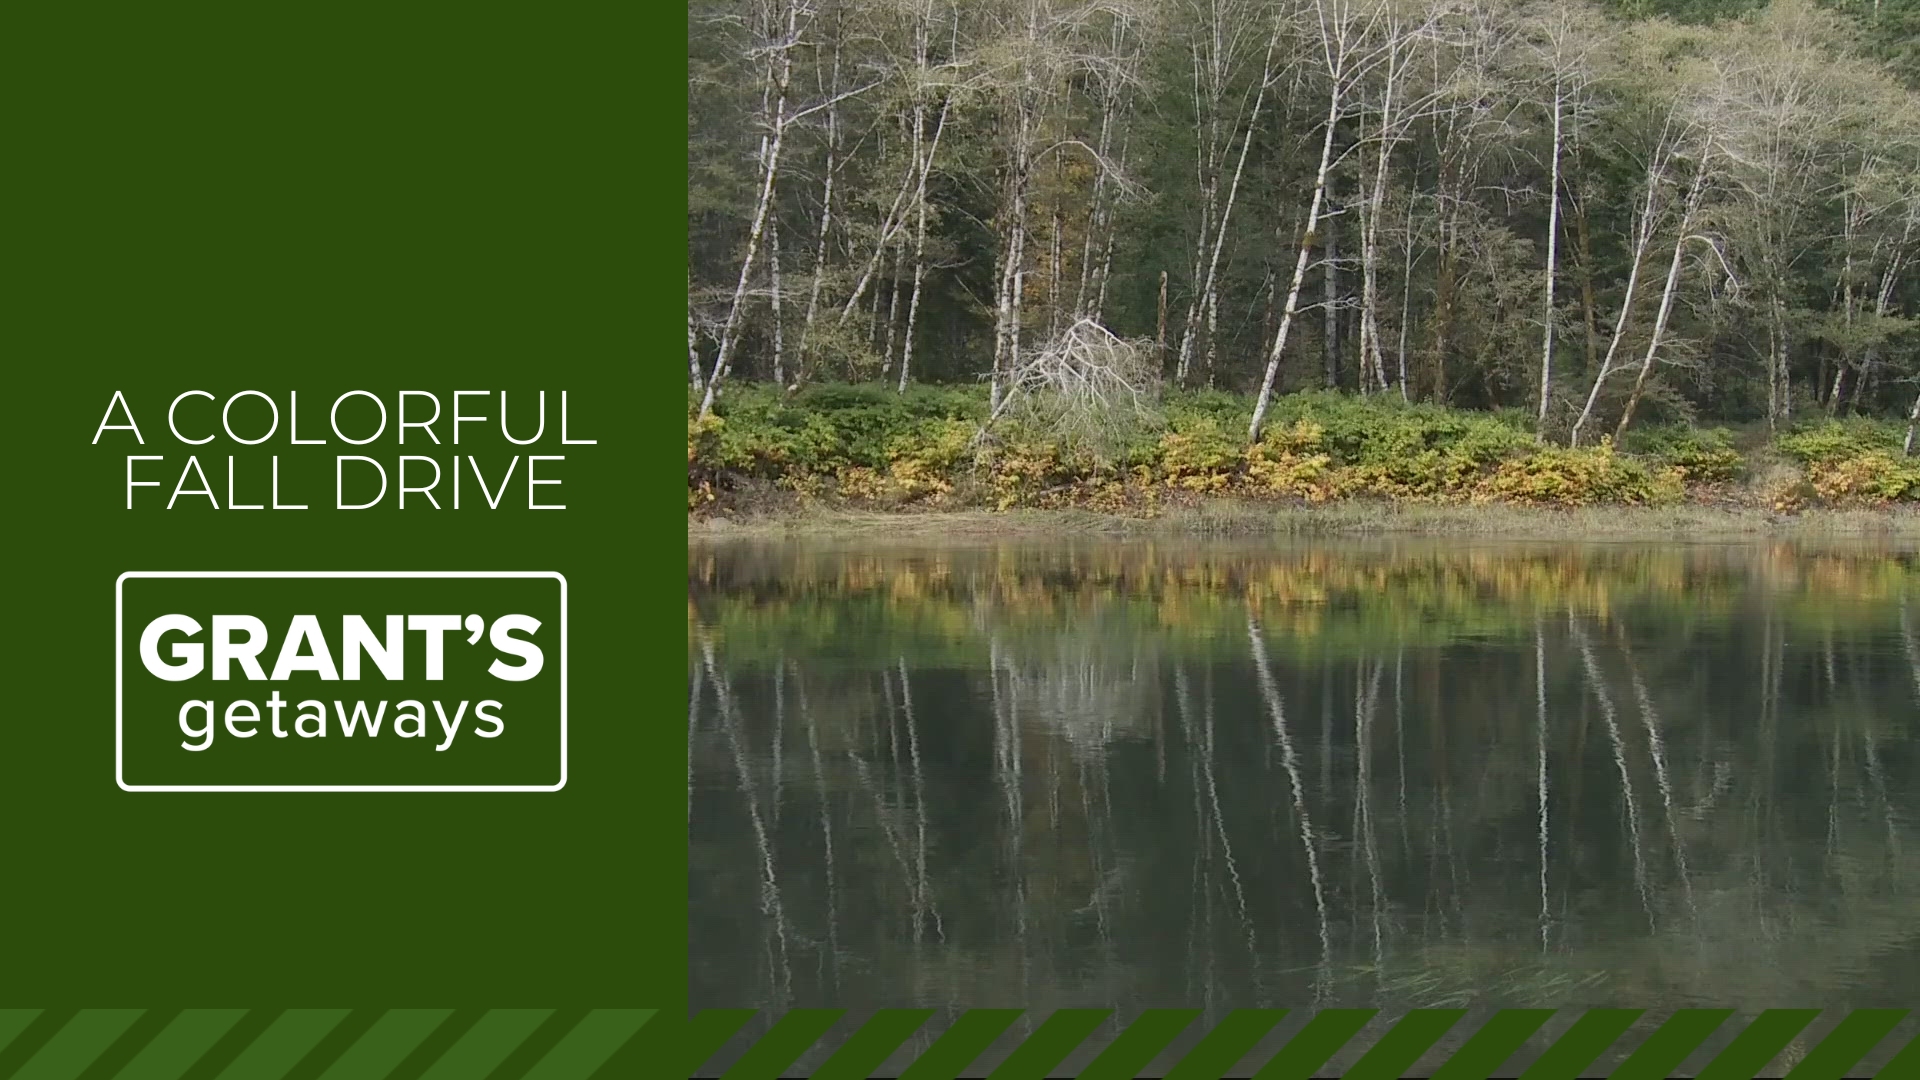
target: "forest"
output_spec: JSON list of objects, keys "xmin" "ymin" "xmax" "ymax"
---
[{"xmin": 689, "ymin": 0, "xmax": 1920, "ymax": 511}]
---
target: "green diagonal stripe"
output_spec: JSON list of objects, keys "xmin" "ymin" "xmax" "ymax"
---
[
  {"xmin": 417, "ymin": 1010, "xmax": 554, "ymax": 1080},
  {"xmin": 808, "ymin": 1010, "xmax": 934, "ymax": 1080},
  {"xmin": 721, "ymin": 1009, "xmax": 844, "ymax": 1080},
  {"xmin": 279, "ymin": 1010, "xmax": 385, "ymax": 1080},
  {"xmin": 0, "ymin": 1010, "xmax": 78, "ymax": 1078},
  {"xmin": 1609, "ymin": 1010, "xmax": 1733, "ymax": 1080},
  {"xmin": 519, "ymin": 1010, "xmax": 653, "ymax": 1080},
  {"xmin": 315, "ymin": 1010, "xmax": 454, "ymax": 1080},
  {"xmin": 665, "ymin": 1010, "xmax": 757, "ymax": 1080},
  {"xmin": 1076, "ymin": 1010, "xmax": 1199, "ymax": 1080},
  {"xmin": 386, "ymin": 1011, "xmax": 489, "ymax": 1080},
  {"xmin": 1429, "ymin": 1010, "xmax": 1554, "ymax": 1080},
  {"xmin": 73, "ymin": 1008, "xmax": 179, "ymax": 1080},
  {"xmin": 1518, "ymin": 1009, "xmax": 1642, "ymax": 1080},
  {"xmin": 0, "ymin": 1015, "xmax": 45, "ymax": 1061},
  {"xmin": 176, "ymin": 1009, "xmax": 283, "ymax": 1080},
  {"xmin": 1164, "ymin": 1010, "xmax": 1287, "ymax": 1080},
  {"xmin": 1784, "ymin": 1010, "xmax": 1908, "ymax": 1080},
  {"xmin": 114, "ymin": 1010, "xmax": 250, "ymax": 1080},
  {"xmin": 1343, "ymin": 1009, "xmax": 1466, "ymax": 1080},
  {"xmin": 480, "ymin": 1010, "xmax": 586, "ymax": 1080},
  {"xmin": 212, "ymin": 1009, "xmax": 349, "ymax": 1080},
  {"xmin": 986, "ymin": 1009, "xmax": 1110, "ymax": 1080},
  {"xmin": 1252, "ymin": 1009, "xmax": 1377, "ymax": 1080},
  {"xmin": 895, "ymin": 1010, "xmax": 1021, "ymax": 1080},
  {"xmin": 1694, "ymin": 1010, "xmax": 1820, "ymax": 1080},
  {"xmin": 13, "ymin": 1009, "xmax": 144, "ymax": 1080},
  {"xmin": 1874, "ymin": 1021, "xmax": 1920, "ymax": 1077}
]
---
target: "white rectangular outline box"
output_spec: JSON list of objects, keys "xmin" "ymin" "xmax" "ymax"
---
[{"xmin": 116, "ymin": 571, "xmax": 567, "ymax": 793}]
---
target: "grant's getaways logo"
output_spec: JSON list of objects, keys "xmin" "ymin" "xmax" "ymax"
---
[{"xmin": 116, "ymin": 572, "xmax": 567, "ymax": 792}]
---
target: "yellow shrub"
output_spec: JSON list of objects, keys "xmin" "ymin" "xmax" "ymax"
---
[
  {"xmin": 1474, "ymin": 443, "xmax": 1681, "ymax": 507},
  {"xmin": 1806, "ymin": 452, "xmax": 1920, "ymax": 506}
]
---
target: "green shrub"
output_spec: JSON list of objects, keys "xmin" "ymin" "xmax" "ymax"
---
[
  {"xmin": 1620, "ymin": 424, "xmax": 1743, "ymax": 482},
  {"xmin": 1777, "ymin": 419, "xmax": 1904, "ymax": 465}
]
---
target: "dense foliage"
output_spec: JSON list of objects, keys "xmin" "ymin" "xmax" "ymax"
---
[
  {"xmin": 689, "ymin": 381, "xmax": 1920, "ymax": 508},
  {"xmin": 691, "ymin": 0, "xmax": 1920, "ymax": 451}
]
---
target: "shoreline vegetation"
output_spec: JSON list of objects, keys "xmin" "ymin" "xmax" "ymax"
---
[{"xmin": 689, "ymin": 383, "xmax": 1920, "ymax": 539}]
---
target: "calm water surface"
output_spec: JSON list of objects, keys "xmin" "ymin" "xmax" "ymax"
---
[{"xmin": 689, "ymin": 539, "xmax": 1920, "ymax": 1013}]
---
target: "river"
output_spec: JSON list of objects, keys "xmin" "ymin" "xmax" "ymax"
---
[{"xmin": 689, "ymin": 537, "xmax": 1920, "ymax": 1021}]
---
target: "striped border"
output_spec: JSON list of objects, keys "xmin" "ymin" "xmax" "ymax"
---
[
  {"xmin": 0, "ymin": 1009, "xmax": 646, "ymax": 1080},
  {"xmin": 1, "ymin": 1009, "xmax": 1909, "ymax": 1077},
  {"xmin": 674, "ymin": 1008, "xmax": 1918, "ymax": 1078}
]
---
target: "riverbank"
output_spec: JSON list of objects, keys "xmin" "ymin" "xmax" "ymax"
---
[
  {"xmin": 690, "ymin": 501, "xmax": 1920, "ymax": 541},
  {"xmin": 691, "ymin": 384, "xmax": 1920, "ymax": 531}
]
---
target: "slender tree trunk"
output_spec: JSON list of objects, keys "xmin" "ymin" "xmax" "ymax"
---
[
  {"xmin": 1324, "ymin": 190, "xmax": 1341, "ymax": 391},
  {"xmin": 1571, "ymin": 160, "xmax": 1661, "ymax": 447},
  {"xmin": 1614, "ymin": 180, "xmax": 1702, "ymax": 443},
  {"xmin": 1157, "ymin": 270, "xmax": 1169, "ymax": 368},
  {"xmin": 700, "ymin": 0, "xmax": 806, "ymax": 419},
  {"xmin": 1398, "ymin": 192, "xmax": 1415, "ymax": 401},
  {"xmin": 1538, "ymin": 85, "xmax": 1564, "ymax": 436},
  {"xmin": 769, "ymin": 215, "xmax": 786, "ymax": 386},
  {"xmin": 898, "ymin": 72, "xmax": 952, "ymax": 393},
  {"xmin": 882, "ymin": 239, "xmax": 904, "ymax": 374},
  {"xmin": 794, "ymin": 31, "xmax": 841, "ymax": 390},
  {"xmin": 1905, "ymin": 390, "xmax": 1920, "ymax": 457},
  {"xmin": 1572, "ymin": 181, "xmax": 1600, "ymax": 389},
  {"xmin": 1250, "ymin": 87, "xmax": 1342, "ymax": 443},
  {"xmin": 1191, "ymin": 35, "xmax": 1278, "ymax": 389},
  {"xmin": 691, "ymin": 299, "xmax": 706, "ymax": 388}
]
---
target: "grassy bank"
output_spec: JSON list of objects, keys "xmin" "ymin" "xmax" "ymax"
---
[
  {"xmin": 689, "ymin": 383, "xmax": 1920, "ymax": 531},
  {"xmin": 692, "ymin": 502, "xmax": 1920, "ymax": 541}
]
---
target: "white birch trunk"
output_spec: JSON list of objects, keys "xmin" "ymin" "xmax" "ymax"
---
[
  {"xmin": 1249, "ymin": 87, "xmax": 1342, "ymax": 443},
  {"xmin": 1538, "ymin": 85, "xmax": 1563, "ymax": 435},
  {"xmin": 700, "ymin": 0, "xmax": 805, "ymax": 419}
]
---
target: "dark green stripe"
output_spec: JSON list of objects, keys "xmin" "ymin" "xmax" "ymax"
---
[
  {"xmin": 73, "ymin": 1008, "xmax": 179, "ymax": 1080},
  {"xmin": 1609, "ymin": 1010, "xmax": 1733, "ymax": 1080},
  {"xmin": 1694, "ymin": 1010, "xmax": 1819, "ymax": 1080},
  {"xmin": 809, "ymin": 1010, "xmax": 934, "ymax": 1080},
  {"xmin": 213, "ymin": 1009, "xmax": 349, "ymax": 1080},
  {"xmin": 1783, "ymin": 1010, "xmax": 1908, "ymax": 1080},
  {"xmin": 721, "ymin": 1009, "xmax": 844, "ymax": 1080},
  {"xmin": 1076, "ymin": 1010, "xmax": 1199, "ymax": 1080},
  {"xmin": 0, "ymin": 1014, "xmax": 43, "ymax": 1061},
  {"xmin": 1428, "ymin": 1010, "xmax": 1553, "ymax": 1080},
  {"xmin": 315, "ymin": 1010, "xmax": 454, "ymax": 1080},
  {"xmin": 116, "ymin": 1010, "xmax": 250, "ymax": 1080},
  {"xmin": 522, "ymin": 1011, "xmax": 652, "ymax": 1080},
  {"xmin": 481, "ymin": 1009, "xmax": 587, "ymax": 1080},
  {"xmin": 895, "ymin": 1010, "xmax": 1021, "ymax": 1080},
  {"xmin": 279, "ymin": 1009, "xmax": 385, "ymax": 1080},
  {"xmin": 1517, "ymin": 1009, "xmax": 1642, "ymax": 1080},
  {"xmin": 584, "ymin": 1020, "xmax": 647, "ymax": 1080},
  {"xmin": 0, "ymin": 1009, "xmax": 77, "ymax": 1080},
  {"xmin": 1343, "ymin": 1009, "xmax": 1466, "ymax": 1080},
  {"xmin": 1163, "ymin": 1010, "xmax": 1287, "ymax": 1080},
  {"xmin": 14, "ymin": 1009, "xmax": 144, "ymax": 1080},
  {"xmin": 1251, "ymin": 1009, "xmax": 1377, "ymax": 1080},
  {"xmin": 986, "ymin": 1009, "xmax": 1110, "ymax": 1080},
  {"xmin": 384, "ymin": 1010, "xmax": 487, "ymax": 1080},
  {"xmin": 1874, "ymin": 1021, "xmax": 1920, "ymax": 1078},
  {"xmin": 418, "ymin": 1010, "xmax": 553, "ymax": 1080},
  {"xmin": 672, "ymin": 1010, "xmax": 757, "ymax": 1079},
  {"xmin": 173, "ymin": 1009, "xmax": 281, "ymax": 1080}
]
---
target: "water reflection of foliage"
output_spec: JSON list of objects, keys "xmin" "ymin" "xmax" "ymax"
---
[
  {"xmin": 691, "ymin": 543, "xmax": 1920, "ymax": 668},
  {"xmin": 690, "ymin": 543, "xmax": 1920, "ymax": 1015}
]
